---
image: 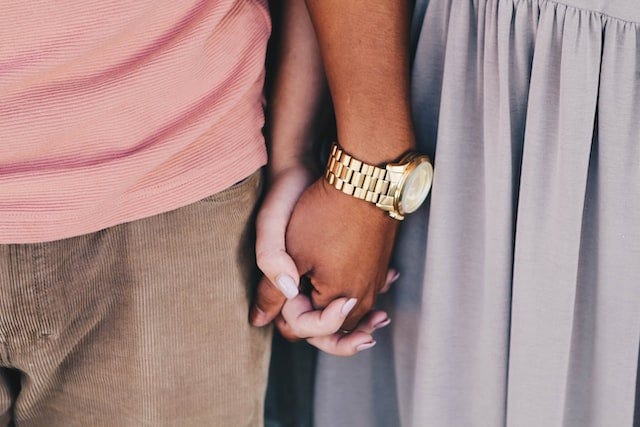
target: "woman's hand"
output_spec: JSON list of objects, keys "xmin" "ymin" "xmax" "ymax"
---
[
  {"xmin": 273, "ymin": 269, "xmax": 398, "ymax": 356},
  {"xmin": 252, "ymin": 164, "xmax": 398, "ymax": 356},
  {"xmin": 253, "ymin": 164, "xmax": 312, "ymax": 308}
]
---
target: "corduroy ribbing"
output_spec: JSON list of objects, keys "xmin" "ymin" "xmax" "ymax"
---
[{"xmin": 0, "ymin": 169, "xmax": 271, "ymax": 426}]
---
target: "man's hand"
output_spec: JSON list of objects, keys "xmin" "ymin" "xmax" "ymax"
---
[
  {"xmin": 251, "ymin": 0, "xmax": 414, "ymax": 349},
  {"xmin": 254, "ymin": 176, "xmax": 399, "ymax": 331},
  {"xmin": 288, "ymin": 178, "xmax": 399, "ymax": 330},
  {"xmin": 250, "ymin": 166, "xmax": 398, "ymax": 355}
]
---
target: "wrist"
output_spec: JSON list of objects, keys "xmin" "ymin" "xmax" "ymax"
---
[
  {"xmin": 335, "ymin": 125, "xmax": 417, "ymax": 165},
  {"xmin": 323, "ymin": 141, "xmax": 433, "ymax": 221},
  {"xmin": 268, "ymin": 162, "xmax": 312, "ymax": 183},
  {"xmin": 267, "ymin": 151, "xmax": 311, "ymax": 178},
  {"xmin": 319, "ymin": 177, "xmax": 398, "ymax": 224}
]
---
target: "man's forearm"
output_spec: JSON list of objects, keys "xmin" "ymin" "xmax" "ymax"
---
[
  {"xmin": 305, "ymin": 0, "xmax": 415, "ymax": 164},
  {"xmin": 268, "ymin": 0, "xmax": 326, "ymax": 175},
  {"xmin": 253, "ymin": 0, "xmax": 412, "ymax": 332}
]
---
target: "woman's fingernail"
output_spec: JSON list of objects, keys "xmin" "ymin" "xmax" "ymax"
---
[
  {"xmin": 356, "ymin": 341, "xmax": 377, "ymax": 352},
  {"xmin": 390, "ymin": 271, "xmax": 400, "ymax": 283},
  {"xmin": 373, "ymin": 318, "xmax": 391, "ymax": 330},
  {"xmin": 276, "ymin": 275, "xmax": 298, "ymax": 299},
  {"xmin": 341, "ymin": 298, "xmax": 358, "ymax": 316}
]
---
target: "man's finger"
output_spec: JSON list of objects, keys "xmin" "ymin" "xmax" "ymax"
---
[{"xmin": 250, "ymin": 276, "xmax": 287, "ymax": 327}]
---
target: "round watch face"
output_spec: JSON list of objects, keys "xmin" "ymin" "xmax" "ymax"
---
[{"xmin": 399, "ymin": 160, "xmax": 433, "ymax": 214}]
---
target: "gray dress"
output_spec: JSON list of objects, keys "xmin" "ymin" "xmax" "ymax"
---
[{"xmin": 314, "ymin": 1, "xmax": 640, "ymax": 426}]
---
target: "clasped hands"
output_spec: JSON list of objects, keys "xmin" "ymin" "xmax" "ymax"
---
[{"xmin": 250, "ymin": 163, "xmax": 399, "ymax": 356}]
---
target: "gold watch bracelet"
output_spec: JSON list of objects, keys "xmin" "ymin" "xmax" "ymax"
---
[{"xmin": 324, "ymin": 142, "xmax": 397, "ymax": 212}]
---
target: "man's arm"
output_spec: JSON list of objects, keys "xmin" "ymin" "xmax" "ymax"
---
[
  {"xmin": 305, "ymin": 0, "xmax": 416, "ymax": 162},
  {"xmin": 254, "ymin": 0, "xmax": 415, "ymax": 331},
  {"xmin": 252, "ymin": 0, "xmax": 397, "ymax": 355}
]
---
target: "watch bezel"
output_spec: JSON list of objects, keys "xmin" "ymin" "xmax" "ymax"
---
[{"xmin": 391, "ymin": 154, "xmax": 433, "ymax": 216}]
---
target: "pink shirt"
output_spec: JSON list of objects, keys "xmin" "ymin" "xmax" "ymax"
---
[{"xmin": 0, "ymin": 0, "xmax": 270, "ymax": 243}]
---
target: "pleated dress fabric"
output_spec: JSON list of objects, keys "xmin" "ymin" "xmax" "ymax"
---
[{"xmin": 314, "ymin": 1, "xmax": 640, "ymax": 426}]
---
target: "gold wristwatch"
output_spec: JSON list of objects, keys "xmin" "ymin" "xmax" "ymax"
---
[{"xmin": 325, "ymin": 142, "xmax": 434, "ymax": 220}]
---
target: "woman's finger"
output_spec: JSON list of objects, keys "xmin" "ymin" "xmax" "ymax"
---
[
  {"xmin": 279, "ymin": 294, "xmax": 358, "ymax": 338},
  {"xmin": 272, "ymin": 309, "xmax": 390, "ymax": 357},
  {"xmin": 379, "ymin": 268, "xmax": 400, "ymax": 294}
]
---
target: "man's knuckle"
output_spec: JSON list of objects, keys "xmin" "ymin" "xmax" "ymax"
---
[
  {"xmin": 310, "ymin": 294, "xmax": 330, "ymax": 311},
  {"xmin": 257, "ymin": 290, "xmax": 283, "ymax": 310},
  {"xmin": 282, "ymin": 330, "xmax": 298, "ymax": 342},
  {"xmin": 342, "ymin": 317, "xmax": 359, "ymax": 332},
  {"xmin": 255, "ymin": 301, "xmax": 272, "ymax": 316}
]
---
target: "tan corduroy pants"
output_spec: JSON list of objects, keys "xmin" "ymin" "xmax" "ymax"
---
[{"xmin": 0, "ymin": 170, "xmax": 271, "ymax": 426}]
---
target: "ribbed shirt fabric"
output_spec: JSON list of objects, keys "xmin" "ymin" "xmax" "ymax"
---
[{"xmin": 0, "ymin": 0, "xmax": 270, "ymax": 243}]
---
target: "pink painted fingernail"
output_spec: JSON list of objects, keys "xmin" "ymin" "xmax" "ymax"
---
[
  {"xmin": 373, "ymin": 318, "xmax": 391, "ymax": 330},
  {"xmin": 341, "ymin": 298, "xmax": 357, "ymax": 316},
  {"xmin": 276, "ymin": 275, "xmax": 298, "ymax": 299},
  {"xmin": 390, "ymin": 271, "xmax": 400, "ymax": 283},
  {"xmin": 356, "ymin": 341, "xmax": 377, "ymax": 352}
]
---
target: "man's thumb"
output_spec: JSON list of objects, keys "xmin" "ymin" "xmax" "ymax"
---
[{"xmin": 251, "ymin": 276, "xmax": 288, "ymax": 327}]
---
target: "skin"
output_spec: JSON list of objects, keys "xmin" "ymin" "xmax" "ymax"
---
[
  {"xmin": 285, "ymin": 178, "xmax": 398, "ymax": 331},
  {"xmin": 253, "ymin": 0, "xmax": 390, "ymax": 354},
  {"xmin": 252, "ymin": 0, "xmax": 415, "ymax": 353}
]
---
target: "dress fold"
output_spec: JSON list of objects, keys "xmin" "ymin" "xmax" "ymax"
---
[{"xmin": 314, "ymin": 2, "xmax": 640, "ymax": 426}]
